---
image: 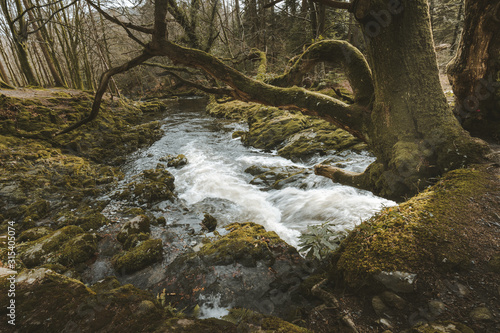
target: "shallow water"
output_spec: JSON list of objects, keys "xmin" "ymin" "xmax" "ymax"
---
[{"xmin": 118, "ymin": 98, "xmax": 395, "ymax": 247}]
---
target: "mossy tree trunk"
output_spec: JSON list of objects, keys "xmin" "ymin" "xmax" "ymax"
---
[
  {"xmin": 64, "ymin": 0, "xmax": 490, "ymax": 200},
  {"xmin": 447, "ymin": 0, "xmax": 500, "ymax": 142}
]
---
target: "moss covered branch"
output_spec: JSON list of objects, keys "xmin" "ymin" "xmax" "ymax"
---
[{"xmin": 267, "ymin": 40, "xmax": 374, "ymax": 106}]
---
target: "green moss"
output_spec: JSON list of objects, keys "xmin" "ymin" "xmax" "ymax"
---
[
  {"xmin": 112, "ymin": 239, "xmax": 163, "ymax": 274},
  {"xmin": 160, "ymin": 154, "xmax": 188, "ymax": 168},
  {"xmin": 58, "ymin": 233, "xmax": 98, "ymax": 267},
  {"xmin": 333, "ymin": 166, "xmax": 495, "ymax": 288},
  {"xmin": 116, "ymin": 215, "xmax": 151, "ymax": 245},
  {"xmin": 206, "ymin": 100, "xmax": 364, "ymax": 160},
  {"xmin": 195, "ymin": 222, "xmax": 296, "ymax": 267},
  {"xmin": 17, "ymin": 226, "xmax": 52, "ymax": 242},
  {"xmin": 91, "ymin": 276, "xmax": 122, "ymax": 293},
  {"xmin": 116, "ymin": 167, "xmax": 176, "ymax": 206}
]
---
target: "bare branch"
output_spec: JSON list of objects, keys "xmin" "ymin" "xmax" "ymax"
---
[
  {"xmin": 86, "ymin": 0, "xmax": 154, "ymax": 34},
  {"xmin": 56, "ymin": 52, "xmax": 153, "ymax": 135},
  {"xmin": 160, "ymin": 70, "xmax": 233, "ymax": 95}
]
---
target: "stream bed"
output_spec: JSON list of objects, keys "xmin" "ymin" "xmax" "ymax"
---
[{"xmin": 86, "ymin": 97, "xmax": 395, "ymax": 315}]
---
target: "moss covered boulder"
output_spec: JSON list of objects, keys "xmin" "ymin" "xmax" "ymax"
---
[
  {"xmin": 112, "ymin": 238, "xmax": 163, "ymax": 274},
  {"xmin": 324, "ymin": 165, "xmax": 500, "ymax": 332}
]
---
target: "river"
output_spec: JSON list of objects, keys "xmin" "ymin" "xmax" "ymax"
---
[{"xmin": 112, "ymin": 97, "xmax": 395, "ymax": 248}]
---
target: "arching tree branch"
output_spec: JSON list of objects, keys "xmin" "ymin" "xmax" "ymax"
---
[{"xmin": 267, "ymin": 40, "xmax": 374, "ymax": 106}]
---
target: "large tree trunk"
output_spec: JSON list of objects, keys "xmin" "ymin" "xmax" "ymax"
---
[
  {"xmin": 447, "ymin": 0, "xmax": 500, "ymax": 143},
  {"xmin": 344, "ymin": 0, "xmax": 487, "ymax": 198}
]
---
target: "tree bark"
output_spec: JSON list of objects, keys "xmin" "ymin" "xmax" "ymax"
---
[{"xmin": 447, "ymin": 0, "xmax": 500, "ymax": 142}]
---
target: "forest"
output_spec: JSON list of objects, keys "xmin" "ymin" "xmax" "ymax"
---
[{"xmin": 0, "ymin": 0, "xmax": 499, "ymax": 332}]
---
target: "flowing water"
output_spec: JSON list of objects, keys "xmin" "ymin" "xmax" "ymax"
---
[{"xmin": 116, "ymin": 97, "xmax": 395, "ymax": 248}]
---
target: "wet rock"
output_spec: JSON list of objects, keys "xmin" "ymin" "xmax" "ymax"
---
[
  {"xmin": 248, "ymin": 166, "xmax": 310, "ymax": 190},
  {"xmin": 156, "ymin": 222, "xmax": 312, "ymax": 318},
  {"xmin": 408, "ymin": 321, "xmax": 474, "ymax": 332},
  {"xmin": 116, "ymin": 215, "xmax": 151, "ymax": 245},
  {"xmin": 201, "ymin": 213, "xmax": 217, "ymax": 232},
  {"xmin": 112, "ymin": 239, "xmax": 163, "ymax": 274},
  {"xmin": 469, "ymin": 306, "xmax": 493, "ymax": 321},
  {"xmin": 375, "ymin": 271, "xmax": 416, "ymax": 293},
  {"xmin": 160, "ymin": 154, "xmax": 188, "ymax": 168}
]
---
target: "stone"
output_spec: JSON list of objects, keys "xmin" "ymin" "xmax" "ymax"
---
[
  {"xmin": 469, "ymin": 306, "xmax": 493, "ymax": 321},
  {"xmin": 380, "ymin": 291, "xmax": 407, "ymax": 310},
  {"xmin": 201, "ymin": 213, "xmax": 217, "ymax": 232},
  {"xmin": 428, "ymin": 300, "xmax": 446, "ymax": 317},
  {"xmin": 372, "ymin": 296, "xmax": 390, "ymax": 316},
  {"xmin": 375, "ymin": 271, "xmax": 416, "ymax": 293}
]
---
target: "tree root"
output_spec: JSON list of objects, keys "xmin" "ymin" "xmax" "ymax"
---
[{"xmin": 314, "ymin": 164, "xmax": 370, "ymax": 191}]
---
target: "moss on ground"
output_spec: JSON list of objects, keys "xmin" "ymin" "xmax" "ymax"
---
[{"xmin": 332, "ymin": 165, "xmax": 499, "ymax": 288}]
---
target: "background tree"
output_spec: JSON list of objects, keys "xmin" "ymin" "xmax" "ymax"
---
[{"xmin": 447, "ymin": 0, "xmax": 500, "ymax": 143}]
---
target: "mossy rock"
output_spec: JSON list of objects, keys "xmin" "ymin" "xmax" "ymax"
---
[
  {"xmin": 112, "ymin": 239, "xmax": 163, "ymax": 274},
  {"xmin": 123, "ymin": 232, "xmax": 150, "ymax": 250},
  {"xmin": 0, "ymin": 268, "xmax": 168, "ymax": 332},
  {"xmin": 116, "ymin": 215, "xmax": 151, "ymax": 245},
  {"xmin": 195, "ymin": 222, "xmax": 296, "ymax": 267},
  {"xmin": 18, "ymin": 225, "xmax": 85, "ymax": 268},
  {"xmin": 201, "ymin": 213, "xmax": 217, "ymax": 232},
  {"xmin": 58, "ymin": 233, "xmax": 98, "ymax": 267},
  {"xmin": 223, "ymin": 308, "xmax": 311, "ymax": 332},
  {"xmin": 91, "ymin": 276, "xmax": 122, "ymax": 293},
  {"xmin": 331, "ymin": 166, "xmax": 499, "ymax": 288},
  {"xmin": 160, "ymin": 154, "xmax": 188, "ymax": 168},
  {"xmin": 17, "ymin": 226, "xmax": 52, "ymax": 242},
  {"xmin": 207, "ymin": 100, "xmax": 364, "ymax": 160}
]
